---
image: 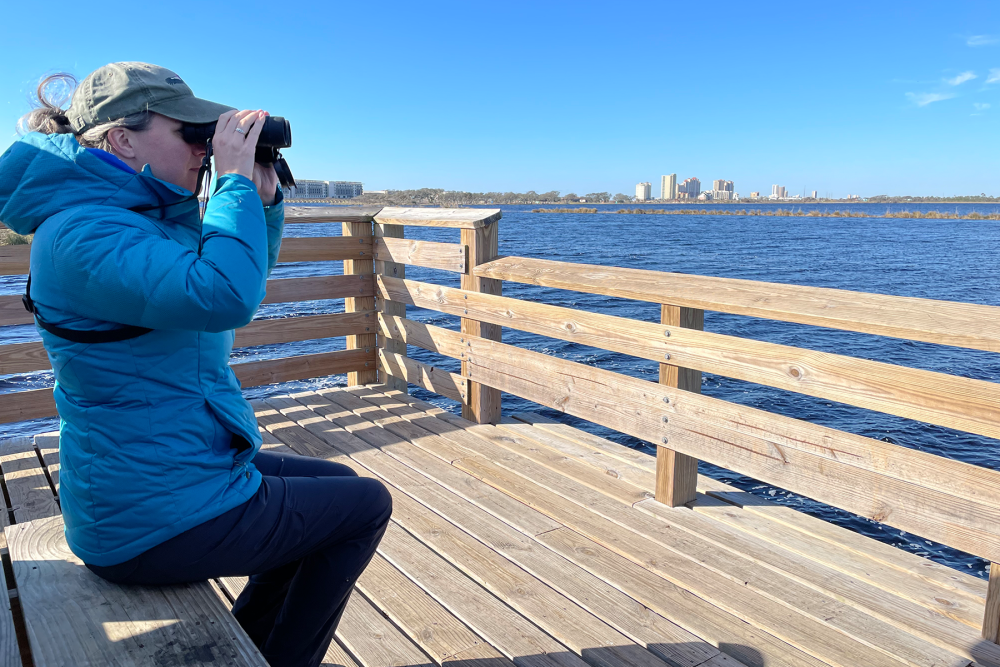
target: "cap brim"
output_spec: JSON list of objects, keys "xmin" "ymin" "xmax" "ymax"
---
[{"xmin": 148, "ymin": 96, "xmax": 236, "ymax": 124}]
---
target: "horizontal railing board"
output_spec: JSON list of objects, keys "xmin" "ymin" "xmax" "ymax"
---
[
  {"xmin": 374, "ymin": 237, "xmax": 466, "ymax": 273},
  {"xmin": 277, "ymin": 236, "xmax": 372, "ymax": 263},
  {"xmin": 376, "ymin": 275, "xmax": 1000, "ymax": 454},
  {"xmin": 262, "ymin": 274, "xmax": 374, "ymax": 304},
  {"xmin": 0, "ymin": 245, "xmax": 29, "ymax": 275},
  {"xmin": 0, "ymin": 275, "xmax": 374, "ymax": 329},
  {"xmin": 0, "ymin": 295, "xmax": 32, "ymax": 326},
  {"xmin": 0, "ymin": 312, "xmax": 375, "ymax": 374},
  {"xmin": 374, "ymin": 206, "xmax": 501, "ymax": 229},
  {"xmin": 1, "ymin": 236, "xmax": 373, "ymax": 276},
  {"xmin": 234, "ymin": 312, "xmax": 375, "ymax": 348},
  {"xmin": 0, "ymin": 388, "xmax": 57, "ymax": 424},
  {"xmin": 283, "ymin": 205, "xmax": 383, "ymax": 224},
  {"xmin": 234, "ymin": 348, "xmax": 374, "ymax": 388},
  {"xmin": 474, "ymin": 256, "xmax": 1000, "ymax": 353},
  {"xmin": 0, "ymin": 348, "xmax": 374, "ymax": 424},
  {"xmin": 0, "ymin": 341, "xmax": 49, "ymax": 375},
  {"xmin": 376, "ymin": 349, "xmax": 467, "ymax": 403},
  {"xmin": 381, "ymin": 316, "xmax": 1000, "ymax": 563}
]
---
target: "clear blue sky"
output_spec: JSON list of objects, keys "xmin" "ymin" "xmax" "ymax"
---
[{"xmin": 2, "ymin": 0, "xmax": 998, "ymax": 197}]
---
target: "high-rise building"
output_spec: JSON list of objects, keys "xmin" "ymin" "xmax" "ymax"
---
[
  {"xmin": 677, "ymin": 177, "xmax": 701, "ymax": 199},
  {"xmin": 811, "ymin": 190, "xmax": 818, "ymax": 199},
  {"xmin": 660, "ymin": 174, "xmax": 677, "ymax": 200},
  {"xmin": 635, "ymin": 182, "xmax": 652, "ymax": 201},
  {"xmin": 709, "ymin": 179, "xmax": 734, "ymax": 201}
]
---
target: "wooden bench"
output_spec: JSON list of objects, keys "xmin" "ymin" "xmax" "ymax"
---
[{"xmin": 0, "ymin": 435, "xmax": 268, "ymax": 667}]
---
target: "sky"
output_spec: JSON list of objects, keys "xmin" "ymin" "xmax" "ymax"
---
[{"xmin": 1, "ymin": 0, "xmax": 999, "ymax": 197}]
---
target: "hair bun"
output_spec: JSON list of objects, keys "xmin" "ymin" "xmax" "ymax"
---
[{"xmin": 17, "ymin": 73, "xmax": 78, "ymax": 136}]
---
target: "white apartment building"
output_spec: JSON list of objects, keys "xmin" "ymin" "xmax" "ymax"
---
[
  {"xmin": 282, "ymin": 180, "xmax": 364, "ymax": 200},
  {"xmin": 635, "ymin": 182, "xmax": 652, "ymax": 201},
  {"xmin": 660, "ymin": 174, "xmax": 677, "ymax": 200}
]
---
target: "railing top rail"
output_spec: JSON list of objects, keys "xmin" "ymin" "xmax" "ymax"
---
[
  {"xmin": 374, "ymin": 206, "xmax": 501, "ymax": 229},
  {"xmin": 280, "ymin": 205, "xmax": 502, "ymax": 228},
  {"xmin": 283, "ymin": 205, "xmax": 383, "ymax": 224},
  {"xmin": 475, "ymin": 256, "xmax": 1000, "ymax": 352}
]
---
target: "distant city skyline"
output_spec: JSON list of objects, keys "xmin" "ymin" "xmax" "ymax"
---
[{"xmin": 1, "ymin": 1, "xmax": 997, "ymax": 197}]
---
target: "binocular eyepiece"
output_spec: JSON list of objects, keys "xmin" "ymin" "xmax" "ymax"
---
[{"xmin": 181, "ymin": 116, "xmax": 295, "ymax": 188}]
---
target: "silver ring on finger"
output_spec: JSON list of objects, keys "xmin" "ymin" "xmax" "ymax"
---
[{"xmin": 235, "ymin": 127, "xmax": 246, "ymax": 135}]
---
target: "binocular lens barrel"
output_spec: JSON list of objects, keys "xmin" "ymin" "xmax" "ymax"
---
[{"xmin": 181, "ymin": 116, "xmax": 292, "ymax": 149}]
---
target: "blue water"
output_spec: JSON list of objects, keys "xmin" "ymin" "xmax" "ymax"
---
[{"xmin": 2, "ymin": 202, "xmax": 998, "ymax": 579}]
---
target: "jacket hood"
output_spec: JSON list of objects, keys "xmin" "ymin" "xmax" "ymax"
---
[{"xmin": 0, "ymin": 132, "xmax": 194, "ymax": 234}]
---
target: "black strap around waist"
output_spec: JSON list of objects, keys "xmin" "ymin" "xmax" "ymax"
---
[{"xmin": 23, "ymin": 273, "xmax": 152, "ymax": 344}]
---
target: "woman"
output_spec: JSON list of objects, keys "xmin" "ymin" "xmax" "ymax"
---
[{"xmin": 0, "ymin": 62, "xmax": 391, "ymax": 667}]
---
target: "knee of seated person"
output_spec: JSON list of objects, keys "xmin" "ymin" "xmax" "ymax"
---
[{"xmin": 360, "ymin": 477, "xmax": 392, "ymax": 522}]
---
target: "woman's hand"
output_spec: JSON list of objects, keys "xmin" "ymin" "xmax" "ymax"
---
[
  {"xmin": 212, "ymin": 110, "xmax": 267, "ymax": 182},
  {"xmin": 252, "ymin": 163, "xmax": 279, "ymax": 206}
]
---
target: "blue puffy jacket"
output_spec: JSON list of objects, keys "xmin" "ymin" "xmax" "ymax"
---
[{"xmin": 0, "ymin": 132, "xmax": 284, "ymax": 566}]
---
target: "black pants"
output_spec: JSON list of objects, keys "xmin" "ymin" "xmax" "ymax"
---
[{"xmin": 87, "ymin": 450, "xmax": 393, "ymax": 667}]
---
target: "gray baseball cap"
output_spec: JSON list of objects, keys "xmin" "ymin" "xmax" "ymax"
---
[{"xmin": 68, "ymin": 62, "xmax": 235, "ymax": 133}]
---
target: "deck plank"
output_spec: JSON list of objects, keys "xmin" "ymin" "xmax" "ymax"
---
[
  {"xmin": 486, "ymin": 416, "xmax": 989, "ymax": 659},
  {"xmin": 0, "ymin": 437, "xmax": 58, "ymax": 523},
  {"xmin": 277, "ymin": 394, "xmax": 735, "ymax": 667},
  {"xmin": 337, "ymin": 591, "xmax": 436, "ymax": 667},
  {"xmin": 258, "ymin": 399, "xmax": 677, "ymax": 667},
  {"xmin": 329, "ymin": 390, "xmax": 960, "ymax": 667},
  {"xmin": 512, "ymin": 413, "xmax": 988, "ymax": 605},
  {"xmin": 297, "ymin": 390, "xmax": 830, "ymax": 667},
  {"xmin": 251, "ymin": 404, "xmax": 592, "ymax": 667},
  {"xmin": 357, "ymin": 553, "xmax": 514, "ymax": 666}
]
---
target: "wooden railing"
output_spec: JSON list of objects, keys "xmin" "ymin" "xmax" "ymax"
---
[
  {"xmin": 4, "ymin": 204, "xmax": 1000, "ymax": 643},
  {"xmin": 359, "ymin": 210, "xmax": 1000, "ymax": 645}
]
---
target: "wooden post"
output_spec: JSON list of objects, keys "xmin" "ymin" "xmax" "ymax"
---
[
  {"xmin": 375, "ymin": 222, "xmax": 407, "ymax": 393},
  {"xmin": 461, "ymin": 221, "xmax": 502, "ymax": 424},
  {"xmin": 342, "ymin": 221, "xmax": 377, "ymax": 386},
  {"xmin": 656, "ymin": 304, "xmax": 704, "ymax": 507},
  {"xmin": 984, "ymin": 562, "xmax": 1000, "ymax": 642}
]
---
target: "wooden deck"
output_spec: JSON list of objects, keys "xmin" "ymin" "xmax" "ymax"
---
[{"xmin": 3, "ymin": 384, "xmax": 995, "ymax": 667}]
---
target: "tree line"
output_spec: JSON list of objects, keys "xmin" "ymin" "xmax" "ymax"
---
[{"xmin": 347, "ymin": 189, "xmax": 633, "ymax": 205}]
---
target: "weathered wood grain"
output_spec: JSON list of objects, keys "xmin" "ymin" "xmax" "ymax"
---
[
  {"xmin": 0, "ymin": 245, "xmax": 29, "ymax": 276},
  {"xmin": 985, "ymin": 563, "xmax": 1000, "ymax": 643},
  {"xmin": 322, "ymin": 391, "xmax": 887, "ymax": 667},
  {"xmin": 374, "ymin": 207, "xmax": 501, "ymax": 230},
  {"xmin": 277, "ymin": 236, "xmax": 372, "ymax": 263},
  {"xmin": 474, "ymin": 256, "xmax": 1000, "ymax": 352},
  {"xmin": 376, "ymin": 350, "xmax": 466, "ymax": 403},
  {"xmin": 262, "ymin": 274, "xmax": 374, "ymax": 304},
  {"xmin": 375, "ymin": 222, "xmax": 407, "ymax": 393},
  {"xmin": 7, "ymin": 512, "xmax": 268, "ymax": 665},
  {"xmin": 0, "ymin": 295, "xmax": 32, "ymax": 327},
  {"xmin": 0, "ymin": 313, "xmax": 375, "ymax": 375},
  {"xmin": 234, "ymin": 312, "xmax": 374, "ymax": 348},
  {"xmin": 343, "ymin": 221, "xmax": 378, "ymax": 386},
  {"xmin": 423, "ymin": 323, "xmax": 1000, "ymax": 563},
  {"xmin": 310, "ymin": 390, "xmax": 739, "ymax": 667},
  {"xmin": 0, "ymin": 341, "xmax": 49, "ymax": 375},
  {"xmin": 234, "ymin": 348, "xmax": 374, "ymax": 388},
  {"xmin": 656, "ymin": 304, "xmax": 702, "ymax": 507},
  {"xmin": 459, "ymin": 223, "xmax": 501, "ymax": 424},
  {"xmin": 0, "ymin": 437, "xmax": 58, "ymax": 523},
  {"xmin": 283, "ymin": 205, "xmax": 383, "ymax": 224},
  {"xmin": 336, "ymin": 591, "xmax": 435, "ymax": 667},
  {"xmin": 374, "ymin": 237, "xmax": 466, "ymax": 273},
  {"xmin": 357, "ymin": 552, "xmax": 513, "ymax": 666},
  {"xmin": 376, "ymin": 275, "xmax": 1000, "ymax": 444}
]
